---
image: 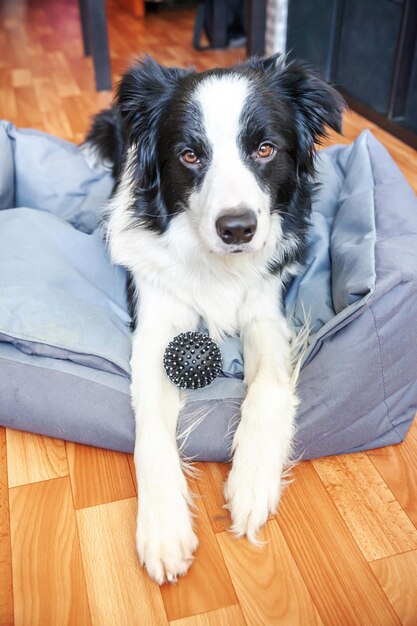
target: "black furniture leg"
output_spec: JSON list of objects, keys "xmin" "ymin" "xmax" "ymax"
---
[
  {"xmin": 85, "ymin": 0, "xmax": 112, "ymax": 91},
  {"xmin": 77, "ymin": 0, "xmax": 112, "ymax": 90},
  {"xmin": 211, "ymin": 0, "xmax": 228, "ymax": 49},
  {"xmin": 388, "ymin": 0, "xmax": 417, "ymax": 120},
  {"xmin": 247, "ymin": 0, "xmax": 267, "ymax": 57},
  {"xmin": 193, "ymin": 1, "xmax": 207, "ymax": 50},
  {"xmin": 78, "ymin": 0, "xmax": 91, "ymax": 57}
]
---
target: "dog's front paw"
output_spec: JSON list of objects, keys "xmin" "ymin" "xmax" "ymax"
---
[
  {"xmin": 224, "ymin": 386, "xmax": 295, "ymax": 541},
  {"xmin": 224, "ymin": 444, "xmax": 284, "ymax": 543},
  {"xmin": 136, "ymin": 491, "xmax": 198, "ymax": 585}
]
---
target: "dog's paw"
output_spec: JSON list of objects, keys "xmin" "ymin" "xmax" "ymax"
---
[
  {"xmin": 224, "ymin": 386, "xmax": 295, "ymax": 542},
  {"xmin": 136, "ymin": 493, "xmax": 198, "ymax": 584},
  {"xmin": 224, "ymin": 448, "xmax": 283, "ymax": 543}
]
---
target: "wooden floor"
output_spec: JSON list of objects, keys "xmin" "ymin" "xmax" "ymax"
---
[{"xmin": 1, "ymin": 1, "xmax": 417, "ymax": 625}]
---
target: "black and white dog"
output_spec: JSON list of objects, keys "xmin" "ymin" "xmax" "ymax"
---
[{"xmin": 87, "ymin": 54, "xmax": 344, "ymax": 584}]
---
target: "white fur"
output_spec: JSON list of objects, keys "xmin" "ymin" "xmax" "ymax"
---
[
  {"xmin": 131, "ymin": 284, "xmax": 199, "ymax": 584},
  {"xmin": 106, "ymin": 75, "xmax": 298, "ymax": 584},
  {"xmin": 190, "ymin": 75, "xmax": 272, "ymax": 255},
  {"xmin": 225, "ymin": 280, "xmax": 297, "ymax": 540}
]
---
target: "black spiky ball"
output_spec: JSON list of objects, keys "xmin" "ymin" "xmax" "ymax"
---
[{"xmin": 163, "ymin": 331, "xmax": 222, "ymax": 390}]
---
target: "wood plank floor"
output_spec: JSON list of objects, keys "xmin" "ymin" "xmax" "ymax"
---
[{"xmin": 1, "ymin": 0, "xmax": 417, "ymax": 624}]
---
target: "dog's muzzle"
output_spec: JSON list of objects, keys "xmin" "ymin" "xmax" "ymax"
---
[{"xmin": 215, "ymin": 210, "xmax": 257, "ymax": 245}]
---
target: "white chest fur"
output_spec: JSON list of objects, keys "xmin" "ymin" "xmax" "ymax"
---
[{"xmin": 107, "ymin": 193, "xmax": 281, "ymax": 340}]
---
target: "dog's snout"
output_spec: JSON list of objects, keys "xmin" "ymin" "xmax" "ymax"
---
[{"xmin": 215, "ymin": 210, "xmax": 257, "ymax": 245}]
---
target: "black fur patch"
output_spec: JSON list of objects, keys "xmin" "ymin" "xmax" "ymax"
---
[
  {"xmin": 118, "ymin": 58, "xmax": 198, "ymax": 234},
  {"xmin": 234, "ymin": 55, "xmax": 343, "ymax": 275},
  {"xmin": 84, "ymin": 107, "xmax": 125, "ymax": 179}
]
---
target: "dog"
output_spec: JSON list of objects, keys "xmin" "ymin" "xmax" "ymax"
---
[{"xmin": 86, "ymin": 54, "xmax": 344, "ymax": 584}]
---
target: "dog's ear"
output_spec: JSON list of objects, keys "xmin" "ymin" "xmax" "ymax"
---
[
  {"xmin": 117, "ymin": 56, "xmax": 193, "ymax": 186},
  {"xmin": 257, "ymin": 55, "xmax": 345, "ymax": 173}
]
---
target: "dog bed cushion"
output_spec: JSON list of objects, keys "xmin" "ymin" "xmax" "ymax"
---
[{"xmin": 0, "ymin": 119, "xmax": 416, "ymax": 461}]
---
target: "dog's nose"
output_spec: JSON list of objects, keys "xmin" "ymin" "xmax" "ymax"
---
[{"xmin": 215, "ymin": 210, "xmax": 257, "ymax": 245}]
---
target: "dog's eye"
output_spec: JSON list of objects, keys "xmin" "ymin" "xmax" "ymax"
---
[
  {"xmin": 181, "ymin": 150, "xmax": 200, "ymax": 166},
  {"xmin": 257, "ymin": 143, "xmax": 275, "ymax": 159}
]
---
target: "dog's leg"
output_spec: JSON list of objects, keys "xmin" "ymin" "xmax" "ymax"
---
[
  {"xmin": 131, "ymin": 282, "xmax": 199, "ymax": 584},
  {"xmin": 224, "ymin": 282, "xmax": 297, "ymax": 540}
]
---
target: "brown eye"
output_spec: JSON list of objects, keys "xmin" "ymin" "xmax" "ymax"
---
[
  {"xmin": 257, "ymin": 143, "xmax": 275, "ymax": 159},
  {"xmin": 181, "ymin": 150, "xmax": 200, "ymax": 165}
]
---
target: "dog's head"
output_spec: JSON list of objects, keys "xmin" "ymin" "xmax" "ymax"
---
[{"xmin": 117, "ymin": 55, "xmax": 344, "ymax": 257}]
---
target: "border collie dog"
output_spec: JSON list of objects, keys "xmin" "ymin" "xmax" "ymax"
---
[{"xmin": 87, "ymin": 54, "xmax": 344, "ymax": 584}]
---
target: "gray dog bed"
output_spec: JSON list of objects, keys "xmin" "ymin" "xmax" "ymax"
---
[{"xmin": 0, "ymin": 119, "xmax": 416, "ymax": 461}]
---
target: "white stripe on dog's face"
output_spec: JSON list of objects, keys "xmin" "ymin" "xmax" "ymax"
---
[{"xmin": 189, "ymin": 75, "xmax": 271, "ymax": 255}]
